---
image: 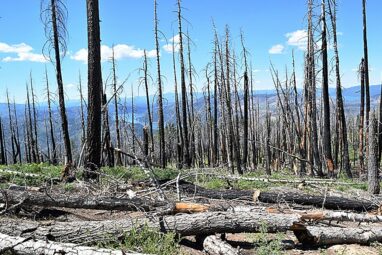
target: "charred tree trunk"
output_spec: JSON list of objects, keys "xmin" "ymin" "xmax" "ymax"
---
[
  {"xmin": 178, "ymin": 0, "xmax": 191, "ymax": 167},
  {"xmin": 49, "ymin": 0, "xmax": 72, "ymax": 164},
  {"xmin": 172, "ymin": 40, "xmax": 183, "ymax": 169},
  {"xmin": 321, "ymin": 0, "xmax": 334, "ymax": 177},
  {"xmin": 368, "ymin": 113, "xmax": 380, "ymax": 194},
  {"xmin": 154, "ymin": 0, "xmax": 166, "ymax": 168},
  {"xmin": 359, "ymin": 58, "xmax": 365, "ymax": 173},
  {"xmin": 26, "ymin": 83, "xmax": 37, "ymax": 163},
  {"xmin": 6, "ymin": 90, "xmax": 17, "ymax": 164},
  {"xmin": 111, "ymin": 48, "xmax": 122, "ymax": 166},
  {"xmin": 213, "ymin": 42, "xmax": 219, "ymax": 167},
  {"xmin": 143, "ymin": 50, "xmax": 154, "ymax": 155},
  {"xmin": 242, "ymin": 40, "xmax": 249, "ymax": 170},
  {"xmin": 328, "ymin": 0, "xmax": 352, "ymax": 178},
  {"xmin": 0, "ymin": 118, "xmax": 6, "ymax": 165},
  {"xmin": 187, "ymin": 31, "xmax": 196, "ymax": 166},
  {"xmin": 85, "ymin": 0, "xmax": 103, "ymax": 179},
  {"xmin": 379, "ymin": 83, "xmax": 382, "ymax": 164},
  {"xmin": 30, "ymin": 76, "xmax": 40, "ymax": 163},
  {"xmin": 363, "ymin": 0, "xmax": 370, "ymax": 144},
  {"xmin": 45, "ymin": 68, "xmax": 57, "ymax": 165}
]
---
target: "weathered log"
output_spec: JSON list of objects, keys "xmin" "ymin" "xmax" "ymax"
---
[
  {"xmin": 0, "ymin": 212, "xmax": 301, "ymax": 244},
  {"xmin": 210, "ymin": 174, "xmax": 361, "ymax": 186},
  {"xmin": 0, "ymin": 189, "xmax": 166, "ymax": 212},
  {"xmin": 294, "ymin": 225, "xmax": 382, "ymax": 246},
  {"xmin": 0, "ymin": 232, "xmax": 146, "ymax": 255},
  {"xmin": 252, "ymin": 207, "xmax": 382, "ymax": 223},
  {"xmin": 175, "ymin": 180, "xmax": 377, "ymax": 212},
  {"xmin": 203, "ymin": 235, "xmax": 240, "ymax": 255}
]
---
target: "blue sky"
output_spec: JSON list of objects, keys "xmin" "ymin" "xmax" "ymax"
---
[{"xmin": 0, "ymin": 0, "xmax": 381, "ymax": 103}]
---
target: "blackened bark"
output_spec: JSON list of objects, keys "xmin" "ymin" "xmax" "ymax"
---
[
  {"xmin": 154, "ymin": 0, "xmax": 166, "ymax": 168},
  {"xmin": 26, "ymin": 84, "xmax": 37, "ymax": 163},
  {"xmin": 143, "ymin": 50, "xmax": 154, "ymax": 154},
  {"xmin": 85, "ymin": 0, "xmax": 102, "ymax": 178},
  {"xmin": 363, "ymin": 0, "xmax": 370, "ymax": 140},
  {"xmin": 111, "ymin": 49, "xmax": 122, "ymax": 166},
  {"xmin": 327, "ymin": 0, "xmax": 352, "ymax": 178},
  {"xmin": 0, "ymin": 118, "xmax": 6, "ymax": 165},
  {"xmin": 368, "ymin": 113, "xmax": 379, "ymax": 194},
  {"xmin": 321, "ymin": 0, "xmax": 334, "ymax": 176},
  {"xmin": 45, "ymin": 69, "xmax": 57, "ymax": 165},
  {"xmin": 178, "ymin": 0, "xmax": 191, "ymax": 167},
  {"xmin": 50, "ymin": 0, "xmax": 72, "ymax": 163},
  {"xmin": 359, "ymin": 58, "xmax": 365, "ymax": 173}
]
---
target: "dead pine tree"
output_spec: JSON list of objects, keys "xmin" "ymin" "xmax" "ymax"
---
[
  {"xmin": 30, "ymin": 74, "xmax": 41, "ymax": 163},
  {"xmin": 328, "ymin": 0, "xmax": 352, "ymax": 178},
  {"xmin": 154, "ymin": 0, "xmax": 166, "ymax": 168},
  {"xmin": 378, "ymin": 82, "xmax": 382, "ymax": 163},
  {"xmin": 45, "ymin": 68, "xmax": 58, "ymax": 165},
  {"xmin": 85, "ymin": 0, "xmax": 103, "ymax": 179},
  {"xmin": 362, "ymin": 0, "xmax": 370, "ymax": 145},
  {"xmin": 6, "ymin": 90, "xmax": 18, "ymax": 164},
  {"xmin": 172, "ymin": 38, "xmax": 183, "ymax": 169},
  {"xmin": 368, "ymin": 113, "xmax": 379, "ymax": 194},
  {"xmin": 212, "ymin": 38, "xmax": 219, "ymax": 167},
  {"xmin": 321, "ymin": 0, "xmax": 335, "ymax": 177},
  {"xmin": 101, "ymin": 91, "xmax": 113, "ymax": 167},
  {"xmin": 41, "ymin": 0, "xmax": 72, "ymax": 164},
  {"xmin": 111, "ymin": 48, "xmax": 122, "ymax": 166},
  {"xmin": 222, "ymin": 27, "xmax": 240, "ymax": 174},
  {"xmin": 359, "ymin": 58, "xmax": 365, "ymax": 173},
  {"xmin": 241, "ymin": 33, "xmax": 249, "ymax": 170},
  {"xmin": 78, "ymin": 71, "xmax": 86, "ymax": 156},
  {"xmin": 186, "ymin": 30, "xmax": 196, "ymax": 166},
  {"xmin": 143, "ymin": 50, "xmax": 154, "ymax": 155},
  {"xmin": 26, "ymin": 83, "xmax": 37, "ymax": 163},
  {"xmin": 265, "ymin": 103, "xmax": 272, "ymax": 175},
  {"xmin": 305, "ymin": 0, "xmax": 323, "ymax": 177},
  {"xmin": 0, "ymin": 117, "xmax": 6, "ymax": 165},
  {"xmin": 177, "ymin": 0, "xmax": 191, "ymax": 167}
]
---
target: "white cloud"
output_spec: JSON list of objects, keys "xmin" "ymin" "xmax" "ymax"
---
[
  {"xmin": 286, "ymin": 30, "xmax": 307, "ymax": 50},
  {"xmin": 0, "ymin": 42, "xmax": 48, "ymax": 63},
  {"xmin": 268, "ymin": 44, "xmax": 285, "ymax": 54},
  {"xmin": 163, "ymin": 35, "xmax": 180, "ymax": 53},
  {"xmin": 65, "ymin": 83, "xmax": 76, "ymax": 89},
  {"xmin": 71, "ymin": 44, "xmax": 156, "ymax": 63}
]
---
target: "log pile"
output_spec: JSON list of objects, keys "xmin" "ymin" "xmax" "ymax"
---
[{"xmin": 1, "ymin": 175, "xmax": 382, "ymax": 254}]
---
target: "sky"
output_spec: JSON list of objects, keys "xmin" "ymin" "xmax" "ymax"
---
[{"xmin": 0, "ymin": 0, "xmax": 381, "ymax": 103}]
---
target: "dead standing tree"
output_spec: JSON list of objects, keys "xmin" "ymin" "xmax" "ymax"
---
[
  {"xmin": 327, "ymin": 0, "xmax": 352, "ymax": 178},
  {"xmin": 368, "ymin": 113, "xmax": 379, "ymax": 194},
  {"xmin": 154, "ymin": 0, "xmax": 166, "ymax": 168},
  {"xmin": 177, "ymin": 0, "xmax": 191, "ymax": 167},
  {"xmin": 85, "ymin": 0, "xmax": 103, "ymax": 179},
  {"xmin": 45, "ymin": 68, "xmax": 58, "ymax": 165},
  {"xmin": 359, "ymin": 58, "xmax": 365, "ymax": 173},
  {"xmin": 111, "ymin": 48, "xmax": 122, "ymax": 166},
  {"xmin": 321, "ymin": 0, "xmax": 335, "ymax": 177},
  {"xmin": 41, "ymin": 0, "xmax": 72, "ymax": 164}
]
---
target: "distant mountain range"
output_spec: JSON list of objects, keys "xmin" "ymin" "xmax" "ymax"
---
[
  {"xmin": 0, "ymin": 84, "xmax": 380, "ymax": 157},
  {"xmin": 1, "ymin": 84, "xmax": 381, "ymax": 125}
]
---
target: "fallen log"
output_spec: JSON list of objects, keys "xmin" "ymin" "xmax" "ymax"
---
[
  {"xmin": 210, "ymin": 174, "xmax": 361, "ymax": 186},
  {"xmin": 175, "ymin": 180, "xmax": 378, "ymax": 212},
  {"xmin": 0, "ymin": 212, "xmax": 301, "ymax": 244},
  {"xmin": 294, "ymin": 225, "xmax": 382, "ymax": 246},
  {"xmin": 230, "ymin": 206, "xmax": 382, "ymax": 223},
  {"xmin": 0, "ymin": 189, "xmax": 167, "ymax": 212},
  {"xmin": 0, "ymin": 232, "xmax": 146, "ymax": 255},
  {"xmin": 203, "ymin": 235, "xmax": 240, "ymax": 255}
]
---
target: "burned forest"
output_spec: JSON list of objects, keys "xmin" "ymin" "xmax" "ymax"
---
[{"xmin": 0, "ymin": 0, "xmax": 382, "ymax": 254}]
